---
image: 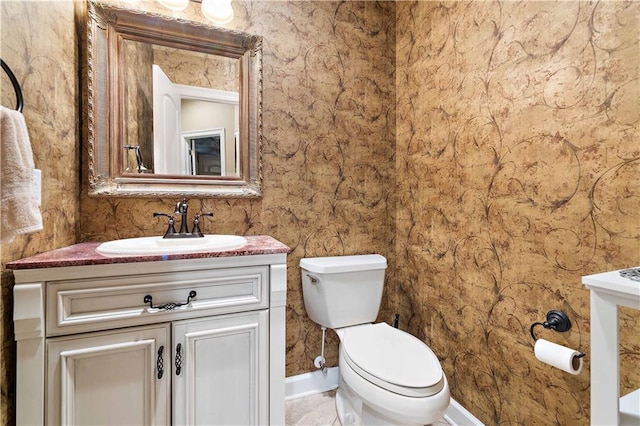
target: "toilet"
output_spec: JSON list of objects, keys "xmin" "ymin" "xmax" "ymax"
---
[{"xmin": 300, "ymin": 254, "xmax": 450, "ymax": 426}]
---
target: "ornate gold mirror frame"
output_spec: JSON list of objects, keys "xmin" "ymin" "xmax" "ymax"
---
[{"xmin": 86, "ymin": 1, "xmax": 262, "ymax": 197}]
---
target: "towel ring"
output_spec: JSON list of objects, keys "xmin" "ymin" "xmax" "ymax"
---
[{"xmin": 1, "ymin": 59, "xmax": 24, "ymax": 112}]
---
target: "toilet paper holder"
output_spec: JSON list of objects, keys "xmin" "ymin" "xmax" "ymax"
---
[{"xmin": 530, "ymin": 310, "xmax": 585, "ymax": 357}]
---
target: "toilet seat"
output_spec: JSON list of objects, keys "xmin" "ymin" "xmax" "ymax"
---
[{"xmin": 341, "ymin": 323, "xmax": 444, "ymax": 397}]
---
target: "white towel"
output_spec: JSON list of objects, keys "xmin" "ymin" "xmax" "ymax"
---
[{"xmin": 1, "ymin": 105, "xmax": 43, "ymax": 242}]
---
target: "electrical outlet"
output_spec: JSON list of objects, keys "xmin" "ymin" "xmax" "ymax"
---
[{"xmin": 32, "ymin": 169, "xmax": 42, "ymax": 207}]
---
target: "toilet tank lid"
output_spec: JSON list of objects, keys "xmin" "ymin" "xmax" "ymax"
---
[{"xmin": 300, "ymin": 254, "xmax": 387, "ymax": 274}]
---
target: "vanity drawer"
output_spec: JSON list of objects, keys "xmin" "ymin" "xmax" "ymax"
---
[{"xmin": 46, "ymin": 266, "xmax": 268, "ymax": 336}]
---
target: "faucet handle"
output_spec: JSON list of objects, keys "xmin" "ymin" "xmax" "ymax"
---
[
  {"xmin": 192, "ymin": 213, "xmax": 214, "ymax": 237},
  {"xmin": 153, "ymin": 212, "xmax": 177, "ymax": 238}
]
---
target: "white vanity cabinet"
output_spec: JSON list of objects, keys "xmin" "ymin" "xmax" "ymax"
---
[
  {"xmin": 172, "ymin": 311, "xmax": 268, "ymax": 425},
  {"xmin": 9, "ymin": 238, "xmax": 289, "ymax": 426},
  {"xmin": 46, "ymin": 324, "xmax": 171, "ymax": 425}
]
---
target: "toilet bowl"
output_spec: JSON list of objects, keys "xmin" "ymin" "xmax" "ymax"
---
[
  {"xmin": 335, "ymin": 323, "xmax": 449, "ymax": 425},
  {"xmin": 300, "ymin": 255, "xmax": 450, "ymax": 425}
]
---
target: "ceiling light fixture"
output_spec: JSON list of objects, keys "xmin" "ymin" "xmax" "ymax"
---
[
  {"xmin": 200, "ymin": 0, "xmax": 234, "ymax": 25},
  {"xmin": 157, "ymin": 0, "xmax": 234, "ymax": 25},
  {"xmin": 157, "ymin": 0, "xmax": 189, "ymax": 12}
]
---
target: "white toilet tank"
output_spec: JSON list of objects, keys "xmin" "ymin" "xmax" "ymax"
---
[{"xmin": 300, "ymin": 254, "xmax": 387, "ymax": 329}]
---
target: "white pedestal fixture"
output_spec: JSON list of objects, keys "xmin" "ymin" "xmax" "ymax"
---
[
  {"xmin": 9, "ymin": 238, "xmax": 288, "ymax": 426},
  {"xmin": 583, "ymin": 268, "xmax": 640, "ymax": 426}
]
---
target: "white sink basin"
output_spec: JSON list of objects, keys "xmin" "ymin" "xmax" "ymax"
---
[{"xmin": 96, "ymin": 235, "xmax": 248, "ymax": 256}]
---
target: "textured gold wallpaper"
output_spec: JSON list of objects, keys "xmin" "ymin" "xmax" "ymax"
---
[
  {"xmin": 1, "ymin": 1, "xmax": 638, "ymax": 425},
  {"xmin": 0, "ymin": 2, "xmax": 79, "ymax": 424},
  {"xmin": 395, "ymin": 1, "xmax": 639, "ymax": 424}
]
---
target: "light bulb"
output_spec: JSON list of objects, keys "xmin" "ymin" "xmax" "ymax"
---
[
  {"xmin": 123, "ymin": 0, "xmax": 142, "ymax": 8},
  {"xmin": 201, "ymin": 0, "xmax": 234, "ymax": 25},
  {"xmin": 157, "ymin": 0, "xmax": 189, "ymax": 11}
]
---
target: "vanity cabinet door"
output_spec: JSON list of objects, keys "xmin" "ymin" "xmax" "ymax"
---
[
  {"xmin": 172, "ymin": 310, "xmax": 268, "ymax": 425},
  {"xmin": 46, "ymin": 325, "xmax": 170, "ymax": 426}
]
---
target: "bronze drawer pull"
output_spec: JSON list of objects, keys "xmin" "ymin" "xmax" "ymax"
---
[{"xmin": 143, "ymin": 290, "xmax": 197, "ymax": 311}]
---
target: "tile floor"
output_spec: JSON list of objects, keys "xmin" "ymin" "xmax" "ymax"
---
[{"xmin": 285, "ymin": 390, "xmax": 451, "ymax": 426}]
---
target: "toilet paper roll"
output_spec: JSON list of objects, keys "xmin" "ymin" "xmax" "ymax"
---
[{"xmin": 534, "ymin": 338, "xmax": 583, "ymax": 375}]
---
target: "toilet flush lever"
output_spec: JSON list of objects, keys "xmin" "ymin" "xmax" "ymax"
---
[{"xmin": 307, "ymin": 274, "xmax": 319, "ymax": 284}]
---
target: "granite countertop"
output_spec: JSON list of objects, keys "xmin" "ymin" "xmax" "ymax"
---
[{"xmin": 6, "ymin": 235, "xmax": 290, "ymax": 270}]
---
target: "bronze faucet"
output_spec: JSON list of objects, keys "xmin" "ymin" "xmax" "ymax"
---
[
  {"xmin": 154, "ymin": 199, "xmax": 214, "ymax": 238},
  {"xmin": 175, "ymin": 199, "xmax": 190, "ymax": 234}
]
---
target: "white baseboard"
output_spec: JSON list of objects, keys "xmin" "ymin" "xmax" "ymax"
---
[
  {"xmin": 285, "ymin": 367, "xmax": 339, "ymax": 400},
  {"xmin": 443, "ymin": 398, "xmax": 485, "ymax": 425},
  {"xmin": 284, "ymin": 368, "xmax": 484, "ymax": 425}
]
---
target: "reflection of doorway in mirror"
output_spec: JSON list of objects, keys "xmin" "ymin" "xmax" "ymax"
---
[
  {"xmin": 152, "ymin": 65, "xmax": 183, "ymax": 174},
  {"xmin": 182, "ymin": 129, "xmax": 225, "ymax": 176},
  {"xmin": 181, "ymin": 96, "xmax": 238, "ymax": 177},
  {"xmin": 152, "ymin": 64, "xmax": 240, "ymax": 176}
]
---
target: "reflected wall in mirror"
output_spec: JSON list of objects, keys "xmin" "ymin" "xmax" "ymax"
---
[{"xmin": 86, "ymin": 1, "xmax": 262, "ymax": 197}]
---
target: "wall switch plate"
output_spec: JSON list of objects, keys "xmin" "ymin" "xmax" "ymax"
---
[{"xmin": 32, "ymin": 169, "xmax": 42, "ymax": 207}]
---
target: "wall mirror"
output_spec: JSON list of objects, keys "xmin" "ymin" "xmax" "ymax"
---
[{"xmin": 86, "ymin": 1, "xmax": 262, "ymax": 197}]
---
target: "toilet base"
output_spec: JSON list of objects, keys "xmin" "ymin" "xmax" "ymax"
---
[
  {"xmin": 336, "ymin": 357, "xmax": 450, "ymax": 426},
  {"xmin": 336, "ymin": 384, "xmax": 361, "ymax": 425},
  {"xmin": 336, "ymin": 374, "xmax": 446, "ymax": 426},
  {"xmin": 336, "ymin": 386, "xmax": 395, "ymax": 426}
]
